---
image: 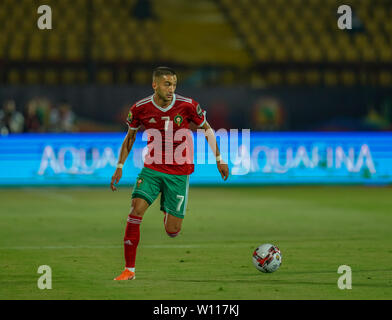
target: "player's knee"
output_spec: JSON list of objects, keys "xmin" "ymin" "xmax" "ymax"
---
[
  {"xmin": 130, "ymin": 198, "xmax": 148, "ymax": 217},
  {"xmin": 130, "ymin": 207, "xmax": 144, "ymax": 217}
]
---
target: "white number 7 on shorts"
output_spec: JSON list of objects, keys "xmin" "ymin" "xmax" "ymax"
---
[{"xmin": 176, "ymin": 195, "xmax": 184, "ymax": 212}]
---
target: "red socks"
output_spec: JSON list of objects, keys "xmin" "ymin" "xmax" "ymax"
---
[
  {"xmin": 123, "ymin": 214, "xmax": 142, "ymax": 268},
  {"xmin": 123, "ymin": 212, "xmax": 180, "ymax": 269}
]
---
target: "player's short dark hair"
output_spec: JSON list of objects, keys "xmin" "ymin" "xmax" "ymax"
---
[{"xmin": 152, "ymin": 66, "xmax": 176, "ymax": 80}]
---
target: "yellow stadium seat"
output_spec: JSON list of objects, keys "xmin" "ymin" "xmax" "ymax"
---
[
  {"xmin": 8, "ymin": 69, "xmax": 21, "ymax": 85},
  {"xmin": 62, "ymin": 70, "xmax": 77, "ymax": 84},
  {"xmin": 273, "ymin": 47, "xmax": 289, "ymax": 62},
  {"xmin": 324, "ymin": 71, "xmax": 338, "ymax": 86},
  {"xmin": 308, "ymin": 47, "xmax": 323, "ymax": 62},
  {"xmin": 25, "ymin": 70, "xmax": 40, "ymax": 84},
  {"xmin": 286, "ymin": 71, "xmax": 303, "ymax": 85},
  {"xmin": 379, "ymin": 47, "xmax": 392, "ymax": 62},
  {"xmin": 44, "ymin": 70, "xmax": 58, "ymax": 85},
  {"xmin": 379, "ymin": 72, "xmax": 392, "ymax": 86},
  {"xmin": 304, "ymin": 70, "xmax": 321, "ymax": 85},
  {"xmin": 341, "ymin": 71, "xmax": 356, "ymax": 86},
  {"xmin": 0, "ymin": 0, "xmax": 390, "ymax": 85},
  {"xmin": 97, "ymin": 70, "xmax": 113, "ymax": 84},
  {"xmin": 9, "ymin": 43, "xmax": 25, "ymax": 61},
  {"xmin": 255, "ymin": 47, "xmax": 271, "ymax": 62},
  {"xmin": 266, "ymin": 71, "xmax": 282, "ymax": 86},
  {"xmin": 133, "ymin": 69, "xmax": 150, "ymax": 85}
]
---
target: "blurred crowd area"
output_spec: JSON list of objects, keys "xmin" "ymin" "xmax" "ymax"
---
[
  {"xmin": 0, "ymin": 0, "xmax": 391, "ymax": 133},
  {"xmin": 0, "ymin": 98, "xmax": 76, "ymax": 135},
  {"xmin": 1, "ymin": 90, "xmax": 391, "ymax": 134}
]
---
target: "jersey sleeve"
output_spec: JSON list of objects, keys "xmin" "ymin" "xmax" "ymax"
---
[
  {"xmin": 187, "ymin": 100, "xmax": 207, "ymax": 127},
  {"xmin": 126, "ymin": 104, "xmax": 141, "ymax": 130}
]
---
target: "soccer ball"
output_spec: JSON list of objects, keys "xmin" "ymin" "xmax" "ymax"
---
[{"xmin": 252, "ymin": 243, "xmax": 282, "ymax": 273}]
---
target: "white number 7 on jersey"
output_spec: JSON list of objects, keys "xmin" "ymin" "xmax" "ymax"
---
[
  {"xmin": 161, "ymin": 116, "xmax": 170, "ymax": 131},
  {"xmin": 176, "ymin": 195, "xmax": 184, "ymax": 212}
]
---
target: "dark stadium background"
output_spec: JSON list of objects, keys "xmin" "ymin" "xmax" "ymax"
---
[
  {"xmin": 1, "ymin": 0, "xmax": 391, "ymax": 133},
  {"xmin": 0, "ymin": 0, "xmax": 391, "ymax": 302}
]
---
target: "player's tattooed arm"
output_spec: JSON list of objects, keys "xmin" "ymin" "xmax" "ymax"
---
[
  {"xmin": 200, "ymin": 121, "xmax": 229, "ymax": 181},
  {"xmin": 110, "ymin": 128, "xmax": 138, "ymax": 191}
]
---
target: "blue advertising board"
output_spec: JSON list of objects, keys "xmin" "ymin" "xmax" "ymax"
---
[{"xmin": 0, "ymin": 132, "xmax": 391, "ymax": 186}]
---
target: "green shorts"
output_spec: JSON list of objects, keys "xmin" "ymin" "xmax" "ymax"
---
[{"xmin": 131, "ymin": 167, "xmax": 190, "ymax": 219}]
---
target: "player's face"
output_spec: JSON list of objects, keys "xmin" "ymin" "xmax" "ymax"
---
[{"xmin": 153, "ymin": 75, "xmax": 177, "ymax": 102}]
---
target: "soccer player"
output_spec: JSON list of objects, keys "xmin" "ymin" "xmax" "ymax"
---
[{"xmin": 111, "ymin": 66, "xmax": 229, "ymax": 280}]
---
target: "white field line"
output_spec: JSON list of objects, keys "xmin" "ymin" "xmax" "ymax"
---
[
  {"xmin": 22, "ymin": 188, "xmax": 75, "ymax": 203},
  {"xmin": 0, "ymin": 243, "xmax": 253, "ymax": 250}
]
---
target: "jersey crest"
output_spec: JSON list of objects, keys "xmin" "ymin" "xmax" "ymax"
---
[
  {"xmin": 136, "ymin": 177, "xmax": 144, "ymax": 188},
  {"xmin": 174, "ymin": 114, "xmax": 183, "ymax": 126}
]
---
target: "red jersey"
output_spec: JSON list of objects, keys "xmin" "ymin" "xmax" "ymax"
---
[{"xmin": 126, "ymin": 93, "xmax": 207, "ymax": 175}]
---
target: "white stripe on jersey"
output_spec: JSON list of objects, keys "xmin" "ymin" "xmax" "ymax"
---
[
  {"xmin": 136, "ymin": 95, "xmax": 153, "ymax": 107},
  {"xmin": 135, "ymin": 99, "xmax": 151, "ymax": 108},
  {"xmin": 176, "ymin": 95, "xmax": 192, "ymax": 103},
  {"xmin": 136, "ymin": 95, "xmax": 152, "ymax": 104},
  {"xmin": 176, "ymin": 99, "xmax": 192, "ymax": 104}
]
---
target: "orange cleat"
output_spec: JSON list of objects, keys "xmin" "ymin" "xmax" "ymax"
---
[{"xmin": 113, "ymin": 268, "xmax": 136, "ymax": 280}]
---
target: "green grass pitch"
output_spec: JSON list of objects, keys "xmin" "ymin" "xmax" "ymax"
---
[{"xmin": 0, "ymin": 186, "xmax": 391, "ymax": 300}]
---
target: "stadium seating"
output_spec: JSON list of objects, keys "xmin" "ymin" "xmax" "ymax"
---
[
  {"xmin": 0, "ymin": 0, "xmax": 390, "ymax": 86},
  {"xmin": 0, "ymin": 0, "xmax": 168, "ymax": 84},
  {"xmin": 219, "ymin": 0, "xmax": 391, "ymax": 64},
  {"xmin": 218, "ymin": 0, "xmax": 392, "ymax": 86}
]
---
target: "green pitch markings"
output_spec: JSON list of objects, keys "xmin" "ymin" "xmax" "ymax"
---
[{"xmin": 0, "ymin": 187, "xmax": 391, "ymax": 300}]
